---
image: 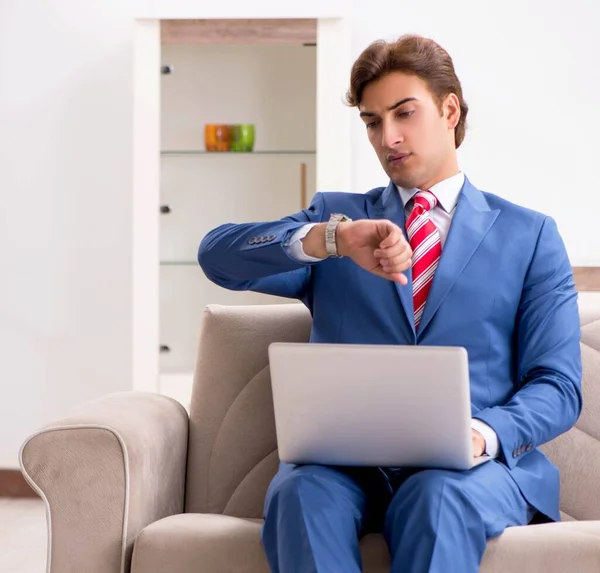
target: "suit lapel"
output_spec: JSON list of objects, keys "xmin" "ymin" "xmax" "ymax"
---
[
  {"xmin": 366, "ymin": 181, "xmax": 415, "ymax": 338},
  {"xmin": 416, "ymin": 178, "xmax": 500, "ymax": 337}
]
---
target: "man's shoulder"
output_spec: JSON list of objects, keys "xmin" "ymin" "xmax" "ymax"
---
[
  {"xmin": 318, "ymin": 186, "xmax": 386, "ymax": 201},
  {"xmin": 478, "ymin": 189, "xmax": 547, "ymax": 226},
  {"xmin": 315, "ymin": 186, "xmax": 386, "ymax": 217}
]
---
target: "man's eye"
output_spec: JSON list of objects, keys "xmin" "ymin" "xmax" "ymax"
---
[
  {"xmin": 398, "ymin": 110, "xmax": 414, "ymax": 118},
  {"xmin": 366, "ymin": 121, "xmax": 379, "ymax": 129}
]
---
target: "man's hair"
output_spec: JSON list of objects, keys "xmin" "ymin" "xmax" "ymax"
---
[{"xmin": 346, "ymin": 34, "xmax": 469, "ymax": 148}]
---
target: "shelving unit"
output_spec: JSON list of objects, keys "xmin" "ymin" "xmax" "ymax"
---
[
  {"xmin": 132, "ymin": 16, "xmax": 352, "ymax": 398},
  {"xmin": 157, "ymin": 28, "xmax": 318, "ymax": 405}
]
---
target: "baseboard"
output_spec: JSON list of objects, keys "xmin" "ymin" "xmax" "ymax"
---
[{"xmin": 0, "ymin": 469, "xmax": 38, "ymax": 498}]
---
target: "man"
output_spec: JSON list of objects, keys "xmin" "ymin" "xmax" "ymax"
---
[{"xmin": 198, "ymin": 34, "xmax": 582, "ymax": 573}]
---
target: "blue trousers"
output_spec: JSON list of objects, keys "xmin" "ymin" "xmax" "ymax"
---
[{"xmin": 261, "ymin": 461, "xmax": 535, "ymax": 573}]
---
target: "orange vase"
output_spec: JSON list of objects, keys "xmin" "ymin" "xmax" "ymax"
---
[
  {"xmin": 204, "ymin": 125, "xmax": 217, "ymax": 152},
  {"xmin": 214, "ymin": 125, "xmax": 230, "ymax": 152}
]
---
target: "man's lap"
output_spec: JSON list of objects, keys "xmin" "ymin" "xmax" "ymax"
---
[
  {"xmin": 264, "ymin": 461, "xmax": 535, "ymax": 538},
  {"xmin": 385, "ymin": 462, "xmax": 535, "ymax": 537}
]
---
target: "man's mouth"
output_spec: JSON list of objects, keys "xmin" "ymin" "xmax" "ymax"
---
[{"xmin": 387, "ymin": 153, "xmax": 411, "ymax": 165}]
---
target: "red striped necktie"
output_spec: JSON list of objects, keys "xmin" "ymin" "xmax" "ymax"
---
[{"xmin": 406, "ymin": 190, "xmax": 442, "ymax": 329}]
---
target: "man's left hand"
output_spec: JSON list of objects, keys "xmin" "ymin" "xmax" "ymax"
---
[{"xmin": 472, "ymin": 429, "xmax": 486, "ymax": 457}]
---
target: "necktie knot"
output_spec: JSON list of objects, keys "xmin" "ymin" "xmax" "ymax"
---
[{"xmin": 412, "ymin": 190, "xmax": 438, "ymax": 213}]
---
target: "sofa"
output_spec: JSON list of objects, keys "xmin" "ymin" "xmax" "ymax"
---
[{"xmin": 20, "ymin": 299, "xmax": 600, "ymax": 572}]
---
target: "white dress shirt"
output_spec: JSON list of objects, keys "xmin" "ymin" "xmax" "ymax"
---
[{"xmin": 284, "ymin": 171, "xmax": 499, "ymax": 459}]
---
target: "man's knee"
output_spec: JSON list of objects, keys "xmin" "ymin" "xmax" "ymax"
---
[
  {"xmin": 270, "ymin": 467, "xmax": 316, "ymax": 502},
  {"xmin": 385, "ymin": 469, "xmax": 474, "ymax": 529},
  {"xmin": 266, "ymin": 465, "xmax": 352, "ymax": 511},
  {"xmin": 400, "ymin": 469, "xmax": 459, "ymax": 499}
]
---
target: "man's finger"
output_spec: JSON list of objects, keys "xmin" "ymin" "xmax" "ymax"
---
[
  {"xmin": 389, "ymin": 272, "xmax": 408, "ymax": 285},
  {"xmin": 379, "ymin": 226, "xmax": 402, "ymax": 249},
  {"xmin": 372, "ymin": 267, "xmax": 408, "ymax": 285},
  {"xmin": 374, "ymin": 242, "xmax": 412, "ymax": 259},
  {"xmin": 381, "ymin": 258, "xmax": 412, "ymax": 273},
  {"xmin": 379, "ymin": 251, "xmax": 412, "ymax": 267}
]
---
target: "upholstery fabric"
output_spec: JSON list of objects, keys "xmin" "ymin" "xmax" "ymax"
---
[{"xmin": 21, "ymin": 299, "xmax": 600, "ymax": 572}]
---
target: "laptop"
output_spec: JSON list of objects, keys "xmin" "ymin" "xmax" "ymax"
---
[{"xmin": 268, "ymin": 342, "xmax": 491, "ymax": 471}]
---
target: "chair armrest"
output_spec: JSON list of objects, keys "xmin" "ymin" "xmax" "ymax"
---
[{"xmin": 19, "ymin": 391, "xmax": 189, "ymax": 573}]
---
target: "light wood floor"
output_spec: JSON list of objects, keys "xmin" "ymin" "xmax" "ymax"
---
[{"xmin": 0, "ymin": 498, "xmax": 47, "ymax": 573}]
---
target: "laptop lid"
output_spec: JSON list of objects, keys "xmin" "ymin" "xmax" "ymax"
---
[{"xmin": 268, "ymin": 342, "xmax": 478, "ymax": 470}]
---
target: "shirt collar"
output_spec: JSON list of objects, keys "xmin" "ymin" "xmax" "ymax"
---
[{"xmin": 396, "ymin": 171, "xmax": 465, "ymax": 213}]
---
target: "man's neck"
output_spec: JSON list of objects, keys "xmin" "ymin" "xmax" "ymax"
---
[
  {"xmin": 417, "ymin": 155, "xmax": 460, "ymax": 190},
  {"xmin": 420, "ymin": 168, "xmax": 460, "ymax": 191}
]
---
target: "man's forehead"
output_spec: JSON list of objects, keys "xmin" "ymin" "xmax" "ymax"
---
[{"xmin": 361, "ymin": 72, "xmax": 430, "ymax": 100}]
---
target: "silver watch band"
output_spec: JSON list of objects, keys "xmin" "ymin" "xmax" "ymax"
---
[{"xmin": 325, "ymin": 213, "xmax": 352, "ymax": 258}]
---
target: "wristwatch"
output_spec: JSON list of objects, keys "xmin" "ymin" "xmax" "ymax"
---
[{"xmin": 325, "ymin": 213, "xmax": 352, "ymax": 258}]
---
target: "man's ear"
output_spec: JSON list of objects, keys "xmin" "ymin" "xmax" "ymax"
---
[{"xmin": 444, "ymin": 93, "xmax": 461, "ymax": 130}]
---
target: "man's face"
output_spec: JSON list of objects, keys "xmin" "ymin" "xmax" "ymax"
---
[{"xmin": 359, "ymin": 71, "xmax": 460, "ymax": 190}]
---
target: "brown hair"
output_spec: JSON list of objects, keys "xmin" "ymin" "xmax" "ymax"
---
[{"xmin": 346, "ymin": 34, "xmax": 469, "ymax": 148}]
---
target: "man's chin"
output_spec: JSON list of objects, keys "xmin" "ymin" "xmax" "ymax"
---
[
  {"xmin": 381, "ymin": 163, "xmax": 421, "ymax": 190},
  {"xmin": 389, "ymin": 173, "xmax": 419, "ymax": 190}
]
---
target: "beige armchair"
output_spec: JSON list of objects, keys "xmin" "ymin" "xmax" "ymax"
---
[{"xmin": 20, "ymin": 300, "xmax": 600, "ymax": 573}]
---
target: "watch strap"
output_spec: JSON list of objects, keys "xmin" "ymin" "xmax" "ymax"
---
[{"xmin": 325, "ymin": 213, "xmax": 351, "ymax": 258}]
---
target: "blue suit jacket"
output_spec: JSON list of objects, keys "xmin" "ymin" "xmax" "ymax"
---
[{"xmin": 198, "ymin": 176, "xmax": 582, "ymax": 522}]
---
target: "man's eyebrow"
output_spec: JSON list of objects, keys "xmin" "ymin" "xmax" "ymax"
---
[{"xmin": 359, "ymin": 97, "xmax": 419, "ymax": 118}]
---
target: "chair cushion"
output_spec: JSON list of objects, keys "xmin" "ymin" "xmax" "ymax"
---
[
  {"xmin": 481, "ymin": 520, "xmax": 600, "ymax": 572},
  {"xmin": 131, "ymin": 514, "xmax": 600, "ymax": 573},
  {"xmin": 130, "ymin": 514, "xmax": 390, "ymax": 573}
]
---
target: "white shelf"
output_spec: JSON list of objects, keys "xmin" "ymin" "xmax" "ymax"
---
[{"xmin": 161, "ymin": 150, "xmax": 316, "ymax": 155}]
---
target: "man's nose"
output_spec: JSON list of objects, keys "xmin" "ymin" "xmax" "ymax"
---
[{"xmin": 381, "ymin": 124, "xmax": 404, "ymax": 149}]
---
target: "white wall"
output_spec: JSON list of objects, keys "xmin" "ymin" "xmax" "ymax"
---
[
  {"xmin": 1, "ymin": 0, "xmax": 598, "ymax": 468},
  {"xmin": 0, "ymin": 0, "xmax": 138, "ymax": 468}
]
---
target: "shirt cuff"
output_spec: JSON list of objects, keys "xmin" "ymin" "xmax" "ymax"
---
[
  {"xmin": 471, "ymin": 418, "xmax": 500, "ymax": 459},
  {"xmin": 284, "ymin": 223, "xmax": 325, "ymax": 263}
]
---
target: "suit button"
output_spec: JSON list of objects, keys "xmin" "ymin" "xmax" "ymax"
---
[
  {"xmin": 526, "ymin": 445, "xmax": 533, "ymax": 452},
  {"xmin": 267, "ymin": 234, "xmax": 276, "ymax": 241},
  {"xmin": 259, "ymin": 236, "xmax": 268, "ymax": 243},
  {"xmin": 513, "ymin": 450, "xmax": 518, "ymax": 458},
  {"xmin": 248, "ymin": 237, "xmax": 256, "ymax": 245}
]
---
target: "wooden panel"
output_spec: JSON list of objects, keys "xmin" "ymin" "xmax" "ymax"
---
[
  {"xmin": 574, "ymin": 267, "xmax": 600, "ymax": 291},
  {"xmin": 300, "ymin": 162, "xmax": 307, "ymax": 210},
  {"xmin": 0, "ymin": 470, "xmax": 38, "ymax": 498},
  {"xmin": 161, "ymin": 19, "xmax": 317, "ymax": 45}
]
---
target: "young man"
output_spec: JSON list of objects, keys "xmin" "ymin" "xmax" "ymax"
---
[{"xmin": 198, "ymin": 35, "xmax": 582, "ymax": 573}]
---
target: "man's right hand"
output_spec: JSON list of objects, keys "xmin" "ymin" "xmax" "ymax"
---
[
  {"xmin": 302, "ymin": 220, "xmax": 412, "ymax": 285},
  {"xmin": 338, "ymin": 220, "xmax": 413, "ymax": 285}
]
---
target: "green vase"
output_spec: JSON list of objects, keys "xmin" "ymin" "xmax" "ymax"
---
[
  {"xmin": 238, "ymin": 124, "xmax": 255, "ymax": 152},
  {"xmin": 229, "ymin": 125, "xmax": 243, "ymax": 152}
]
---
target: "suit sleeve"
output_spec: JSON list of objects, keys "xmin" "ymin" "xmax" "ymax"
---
[
  {"xmin": 473, "ymin": 216, "xmax": 583, "ymax": 469},
  {"xmin": 197, "ymin": 192, "xmax": 326, "ymax": 299}
]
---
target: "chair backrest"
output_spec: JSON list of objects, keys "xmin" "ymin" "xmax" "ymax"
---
[
  {"xmin": 185, "ymin": 304, "xmax": 311, "ymax": 517},
  {"xmin": 540, "ymin": 296, "xmax": 600, "ymax": 520},
  {"xmin": 185, "ymin": 298, "xmax": 600, "ymax": 520}
]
